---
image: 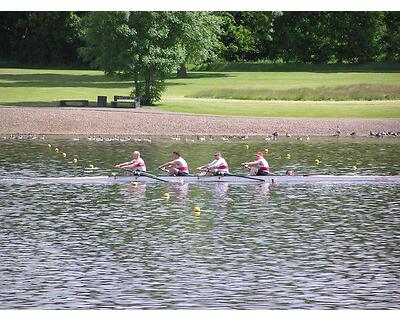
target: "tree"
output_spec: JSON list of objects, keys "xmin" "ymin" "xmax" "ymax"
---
[
  {"xmin": 176, "ymin": 12, "xmax": 222, "ymax": 78},
  {"xmin": 217, "ymin": 12, "xmax": 279, "ymax": 61},
  {"xmin": 80, "ymin": 11, "xmax": 221, "ymax": 104},
  {"xmin": 271, "ymin": 12, "xmax": 386, "ymax": 64},
  {"xmin": 0, "ymin": 12, "xmax": 83, "ymax": 65},
  {"xmin": 383, "ymin": 12, "xmax": 400, "ymax": 62}
]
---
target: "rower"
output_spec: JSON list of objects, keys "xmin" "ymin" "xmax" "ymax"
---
[
  {"xmin": 158, "ymin": 151, "xmax": 189, "ymax": 176},
  {"xmin": 197, "ymin": 152, "xmax": 229, "ymax": 176},
  {"xmin": 242, "ymin": 151, "xmax": 270, "ymax": 176},
  {"xmin": 115, "ymin": 150, "xmax": 146, "ymax": 175}
]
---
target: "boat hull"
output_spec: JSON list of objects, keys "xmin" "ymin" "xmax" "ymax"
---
[{"xmin": 26, "ymin": 174, "xmax": 400, "ymax": 185}]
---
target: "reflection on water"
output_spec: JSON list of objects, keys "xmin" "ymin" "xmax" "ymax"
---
[{"xmin": 0, "ymin": 138, "xmax": 399, "ymax": 309}]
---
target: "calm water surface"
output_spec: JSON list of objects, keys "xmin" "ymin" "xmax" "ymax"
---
[{"xmin": 0, "ymin": 137, "xmax": 399, "ymax": 309}]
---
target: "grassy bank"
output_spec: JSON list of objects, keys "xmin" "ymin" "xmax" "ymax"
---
[
  {"xmin": 190, "ymin": 84, "xmax": 400, "ymax": 101},
  {"xmin": 191, "ymin": 61, "xmax": 400, "ymax": 73},
  {"xmin": 159, "ymin": 98, "xmax": 400, "ymax": 118},
  {"xmin": 1, "ymin": 65, "xmax": 400, "ymax": 118}
]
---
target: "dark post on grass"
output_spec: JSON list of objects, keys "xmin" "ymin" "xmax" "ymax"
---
[{"xmin": 97, "ymin": 96, "xmax": 107, "ymax": 107}]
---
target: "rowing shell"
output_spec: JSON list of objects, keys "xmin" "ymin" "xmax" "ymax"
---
[{"xmin": 23, "ymin": 174, "xmax": 400, "ymax": 185}]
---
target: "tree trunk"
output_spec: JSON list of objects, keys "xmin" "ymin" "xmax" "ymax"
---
[
  {"xmin": 176, "ymin": 63, "xmax": 188, "ymax": 78},
  {"xmin": 144, "ymin": 71, "xmax": 151, "ymax": 105},
  {"xmin": 134, "ymin": 73, "xmax": 139, "ymax": 96}
]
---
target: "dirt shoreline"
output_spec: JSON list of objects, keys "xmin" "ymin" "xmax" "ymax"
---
[{"xmin": 1, "ymin": 106, "xmax": 399, "ymax": 137}]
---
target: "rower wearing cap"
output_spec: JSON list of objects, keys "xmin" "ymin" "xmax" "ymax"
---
[
  {"xmin": 115, "ymin": 150, "xmax": 146, "ymax": 174},
  {"xmin": 158, "ymin": 151, "xmax": 189, "ymax": 176},
  {"xmin": 242, "ymin": 151, "xmax": 270, "ymax": 176},
  {"xmin": 197, "ymin": 152, "xmax": 230, "ymax": 176}
]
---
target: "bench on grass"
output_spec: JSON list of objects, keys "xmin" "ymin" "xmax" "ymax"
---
[
  {"xmin": 110, "ymin": 95, "xmax": 140, "ymax": 108},
  {"xmin": 59, "ymin": 99, "xmax": 89, "ymax": 107}
]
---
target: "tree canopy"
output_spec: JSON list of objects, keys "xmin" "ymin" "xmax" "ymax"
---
[
  {"xmin": 80, "ymin": 11, "xmax": 221, "ymax": 104},
  {"xmin": 2, "ymin": 11, "xmax": 399, "ymax": 67}
]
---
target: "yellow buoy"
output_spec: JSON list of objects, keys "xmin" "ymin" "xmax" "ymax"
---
[
  {"xmin": 315, "ymin": 159, "xmax": 321, "ymax": 165},
  {"xmin": 264, "ymin": 148, "xmax": 269, "ymax": 153},
  {"xmin": 62, "ymin": 153, "xmax": 67, "ymax": 158},
  {"xmin": 352, "ymin": 165, "xmax": 357, "ymax": 171},
  {"xmin": 89, "ymin": 164, "xmax": 94, "ymax": 169},
  {"xmin": 47, "ymin": 144, "xmax": 52, "ymax": 148},
  {"xmin": 163, "ymin": 192, "xmax": 170, "ymax": 199},
  {"xmin": 286, "ymin": 153, "xmax": 291, "ymax": 159},
  {"xmin": 109, "ymin": 172, "xmax": 117, "ymax": 177},
  {"xmin": 131, "ymin": 181, "xmax": 138, "ymax": 187},
  {"xmin": 54, "ymin": 148, "xmax": 59, "ymax": 153},
  {"xmin": 246, "ymin": 145, "xmax": 249, "ymax": 150},
  {"xmin": 73, "ymin": 158, "xmax": 78, "ymax": 164},
  {"xmin": 193, "ymin": 206, "xmax": 201, "ymax": 213}
]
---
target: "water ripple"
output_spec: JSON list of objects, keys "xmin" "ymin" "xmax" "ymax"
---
[{"xmin": 0, "ymin": 139, "xmax": 399, "ymax": 309}]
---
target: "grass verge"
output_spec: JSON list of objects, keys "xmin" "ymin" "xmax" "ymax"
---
[
  {"xmin": 190, "ymin": 84, "xmax": 400, "ymax": 101},
  {"xmin": 159, "ymin": 98, "xmax": 400, "ymax": 118}
]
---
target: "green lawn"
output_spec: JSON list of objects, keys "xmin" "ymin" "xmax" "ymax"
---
[{"xmin": 0, "ymin": 66, "xmax": 399, "ymax": 118}]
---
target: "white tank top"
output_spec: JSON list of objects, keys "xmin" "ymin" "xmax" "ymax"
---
[
  {"xmin": 175, "ymin": 157, "xmax": 189, "ymax": 173},
  {"xmin": 256, "ymin": 158, "xmax": 269, "ymax": 172},
  {"xmin": 135, "ymin": 158, "xmax": 146, "ymax": 172},
  {"xmin": 209, "ymin": 157, "xmax": 229, "ymax": 173}
]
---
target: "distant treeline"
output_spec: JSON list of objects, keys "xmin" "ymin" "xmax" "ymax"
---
[{"xmin": 0, "ymin": 11, "xmax": 399, "ymax": 67}]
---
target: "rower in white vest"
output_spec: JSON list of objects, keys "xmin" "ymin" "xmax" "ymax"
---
[
  {"xmin": 115, "ymin": 150, "xmax": 146, "ymax": 173},
  {"xmin": 242, "ymin": 151, "xmax": 270, "ymax": 176},
  {"xmin": 158, "ymin": 151, "xmax": 189, "ymax": 176},
  {"xmin": 197, "ymin": 152, "xmax": 230, "ymax": 176}
]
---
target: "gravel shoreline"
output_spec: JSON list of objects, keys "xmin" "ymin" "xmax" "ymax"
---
[{"xmin": 1, "ymin": 106, "xmax": 399, "ymax": 137}]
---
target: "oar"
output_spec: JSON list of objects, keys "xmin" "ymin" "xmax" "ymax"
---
[
  {"xmin": 116, "ymin": 167, "xmax": 169, "ymax": 183},
  {"xmin": 140, "ymin": 171, "xmax": 169, "ymax": 183},
  {"xmin": 223, "ymin": 172, "xmax": 266, "ymax": 182}
]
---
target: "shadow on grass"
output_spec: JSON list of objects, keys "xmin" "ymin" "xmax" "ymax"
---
[
  {"xmin": 193, "ymin": 62, "xmax": 400, "ymax": 73},
  {"xmin": 0, "ymin": 72, "xmax": 231, "ymax": 90},
  {"xmin": 165, "ymin": 72, "xmax": 230, "ymax": 79},
  {"xmin": 0, "ymin": 73, "xmax": 133, "ymax": 89},
  {"xmin": 186, "ymin": 72, "xmax": 231, "ymax": 79}
]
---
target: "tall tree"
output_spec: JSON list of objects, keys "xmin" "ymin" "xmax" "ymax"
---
[
  {"xmin": 271, "ymin": 12, "xmax": 386, "ymax": 63},
  {"xmin": 217, "ymin": 12, "xmax": 279, "ymax": 61},
  {"xmin": 0, "ymin": 12, "xmax": 83, "ymax": 65},
  {"xmin": 80, "ymin": 11, "xmax": 221, "ymax": 104},
  {"xmin": 383, "ymin": 12, "xmax": 400, "ymax": 62},
  {"xmin": 176, "ymin": 12, "xmax": 222, "ymax": 78}
]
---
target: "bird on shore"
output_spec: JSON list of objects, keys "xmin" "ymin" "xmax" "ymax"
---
[
  {"xmin": 350, "ymin": 132, "xmax": 356, "ymax": 136},
  {"xmin": 333, "ymin": 125, "xmax": 341, "ymax": 137}
]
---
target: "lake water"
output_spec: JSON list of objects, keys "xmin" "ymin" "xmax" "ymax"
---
[{"xmin": 0, "ymin": 136, "xmax": 399, "ymax": 309}]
